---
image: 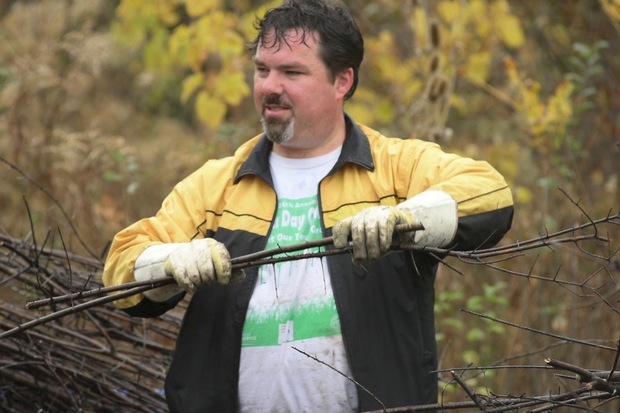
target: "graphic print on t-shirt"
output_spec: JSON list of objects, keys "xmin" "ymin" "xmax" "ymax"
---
[
  {"xmin": 241, "ymin": 195, "xmax": 340, "ymax": 347},
  {"xmin": 238, "ymin": 147, "xmax": 358, "ymax": 412}
]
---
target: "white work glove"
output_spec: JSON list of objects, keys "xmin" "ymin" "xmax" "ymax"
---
[
  {"xmin": 164, "ymin": 238, "xmax": 236, "ymax": 292},
  {"xmin": 333, "ymin": 206, "xmax": 418, "ymax": 263},
  {"xmin": 332, "ymin": 190, "xmax": 458, "ymax": 264},
  {"xmin": 134, "ymin": 238, "xmax": 243, "ymax": 302}
]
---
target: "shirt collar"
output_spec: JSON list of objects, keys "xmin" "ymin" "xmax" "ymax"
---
[{"xmin": 235, "ymin": 114, "xmax": 374, "ymax": 184}]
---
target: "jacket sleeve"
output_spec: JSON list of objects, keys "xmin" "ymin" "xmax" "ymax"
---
[
  {"xmin": 403, "ymin": 140, "xmax": 514, "ymax": 251},
  {"xmin": 102, "ymin": 167, "xmax": 212, "ymax": 314}
]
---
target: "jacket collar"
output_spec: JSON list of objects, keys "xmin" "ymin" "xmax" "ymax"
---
[{"xmin": 234, "ymin": 114, "xmax": 374, "ymax": 184}]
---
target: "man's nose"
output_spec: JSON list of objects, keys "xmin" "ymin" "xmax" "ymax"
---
[{"xmin": 258, "ymin": 71, "xmax": 284, "ymax": 95}]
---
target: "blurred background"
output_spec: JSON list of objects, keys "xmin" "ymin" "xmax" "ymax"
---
[{"xmin": 0, "ymin": 0, "xmax": 618, "ymax": 410}]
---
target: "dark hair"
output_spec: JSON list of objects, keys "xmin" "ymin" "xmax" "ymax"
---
[{"xmin": 248, "ymin": 0, "xmax": 364, "ymax": 101}]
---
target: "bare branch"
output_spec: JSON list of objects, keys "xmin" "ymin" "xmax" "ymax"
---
[
  {"xmin": 450, "ymin": 369, "xmax": 486, "ymax": 409},
  {"xmin": 292, "ymin": 346, "xmax": 387, "ymax": 412},
  {"xmin": 1, "ymin": 156, "xmax": 99, "ymax": 258},
  {"xmin": 461, "ymin": 309, "xmax": 618, "ymax": 351}
]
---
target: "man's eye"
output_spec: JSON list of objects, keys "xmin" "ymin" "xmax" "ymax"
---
[{"xmin": 286, "ymin": 71, "xmax": 302, "ymax": 76}]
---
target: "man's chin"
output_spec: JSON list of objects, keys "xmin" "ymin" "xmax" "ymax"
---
[
  {"xmin": 262, "ymin": 119, "xmax": 294, "ymax": 144},
  {"xmin": 265, "ymin": 132, "xmax": 291, "ymax": 145}
]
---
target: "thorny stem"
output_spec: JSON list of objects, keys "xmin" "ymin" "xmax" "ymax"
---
[
  {"xmin": 545, "ymin": 357, "xmax": 620, "ymax": 394},
  {"xmin": 5, "ymin": 213, "xmax": 617, "ymax": 339},
  {"xmin": 293, "ymin": 346, "xmax": 387, "ymax": 412},
  {"xmin": 608, "ymin": 339, "xmax": 620, "ymax": 383},
  {"xmin": 362, "ymin": 388, "xmax": 612, "ymax": 412},
  {"xmin": 25, "ymin": 222, "xmax": 424, "ymax": 310},
  {"xmin": 450, "ymin": 370, "xmax": 486, "ymax": 410},
  {"xmin": 462, "ymin": 309, "xmax": 617, "ymax": 351},
  {"xmin": 27, "ymin": 213, "xmax": 620, "ymax": 311},
  {"xmin": 0, "ymin": 284, "xmax": 155, "ymax": 339},
  {"xmin": 1, "ymin": 157, "xmax": 99, "ymax": 259}
]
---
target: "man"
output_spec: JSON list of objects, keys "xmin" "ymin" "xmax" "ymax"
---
[{"xmin": 102, "ymin": 0, "xmax": 514, "ymax": 412}]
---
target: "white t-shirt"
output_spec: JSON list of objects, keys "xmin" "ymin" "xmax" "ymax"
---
[{"xmin": 238, "ymin": 147, "xmax": 358, "ymax": 412}]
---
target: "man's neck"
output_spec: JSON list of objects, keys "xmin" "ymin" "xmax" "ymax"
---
[{"xmin": 271, "ymin": 118, "xmax": 347, "ymax": 159}]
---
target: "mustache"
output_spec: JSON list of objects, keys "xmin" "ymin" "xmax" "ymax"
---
[{"xmin": 262, "ymin": 94, "xmax": 292, "ymax": 108}]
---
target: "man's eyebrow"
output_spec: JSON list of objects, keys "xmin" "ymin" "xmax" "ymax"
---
[{"xmin": 252, "ymin": 58, "xmax": 308, "ymax": 71}]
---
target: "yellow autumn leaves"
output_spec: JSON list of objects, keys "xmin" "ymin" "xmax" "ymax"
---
[
  {"xmin": 111, "ymin": 0, "xmax": 576, "ymax": 143},
  {"xmin": 505, "ymin": 57, "xmax": 575, "ymax": 149},
  {"xmin": 171, "ymin": 11, "xmax": 250, "ymax": 128},
  {"xmin": 113, "ymin": 0, "xmax": 271, "ymax": 128}
]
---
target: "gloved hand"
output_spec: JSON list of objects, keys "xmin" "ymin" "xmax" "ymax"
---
[
  {"xmin": 332, "ymin": 205, "xmax": 418, "ymax": 263},
  {"xmin": 164, "ymin": 238, "xmax": 237, "ymax": 293}
]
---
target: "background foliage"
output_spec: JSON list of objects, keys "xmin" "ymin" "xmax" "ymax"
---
[{"xmin": 1, "ymin": 0, "xmax": 618, "ymax": 407}]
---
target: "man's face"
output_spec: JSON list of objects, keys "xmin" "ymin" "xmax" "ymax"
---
[{"xmin": 253, "ymin": 29, "xmax": 350, "ymax": 153}]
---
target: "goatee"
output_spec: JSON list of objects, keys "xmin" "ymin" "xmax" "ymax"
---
[
  {"xmin": 261, "ymin": 94, "xmax": 294, "ymax": 144},
  {"xmin": 262, "ymin": 116, "xmax": 294, "ymax": 144}
]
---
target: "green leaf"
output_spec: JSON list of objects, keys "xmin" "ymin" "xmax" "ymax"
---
[
  {"xmin": 466, "ymin": 328, "xmax": 485, "ymax": 342},
  {"xmin": 103, "ymin": 170, "xmax": 123, "ymax": 182},
  {"xmin": 466, "ymin": 296, "xmax": 485, "ymax": 312}
]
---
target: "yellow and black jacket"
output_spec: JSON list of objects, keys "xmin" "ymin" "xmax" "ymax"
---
[{"xmin": 103, "ymin": 115, "xmax": 513, "ymax": 412}]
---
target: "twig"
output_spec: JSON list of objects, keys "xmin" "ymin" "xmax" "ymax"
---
[
  {"xmin": 25, "ymin": 212, "xmax": 620, "ymax": 312},
  {"xmin": 1, "ymin": 156, "xmax": 99, "ymax": 259},
  {"xmin": 608, "ymin": 339, "xmax": 620, "ymax": 383},
  {"xmin": 292, "ymin": 346, "xmax": 387, "ymax": 412},
  {"xmin": 6, "ymin": 223, "xmax": 425, "ymax": 337},
  {"xmin": 26, "ymin": 222, "xmax": 425, "ymax": 309},
  {"xmin": 232, "ymin": 221, "xmax": 424, "ymax": 264},
  {"xmin": 10, "ymin": 212, "xmax": 620, "ymax": 344},
  {"xmin": 461, "ymin": 309, "xmax": 618, "ymax": 351},
  {"xmin": 362, "ymin": 388, "xmax": 610, "ymax": 412},
  {"xmin": 0, "ymin": 284, "xmax": 157, "ymax": 339},
  {"xmin": 450, "ymin": 370, "xmax": 486, "ymax": 410},
  {"xmin": 545, "ymin": 358, "xmax": 620, "ymax": 394},
  {"xmin": 28, "ymin": 215, "xmax": 617, "ymax": 311},
  {"xmin": 25, "ymin": 278, "xmax": 169, "ymax": 310}
]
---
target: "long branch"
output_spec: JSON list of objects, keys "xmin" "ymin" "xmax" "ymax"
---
[
  {"xmin": 7, "ymin": 213, "xmax": 619, "ymax": 339},
  {"xmin": 27, "ymin": 222, "xmax": 424, "ymax": 309},
  {"xmin": 1, "ymin": 157, "xmax": 99, "ymax": 259},
  {"xmin": 462, "ymin": 309, "xmax": 617, "ymax": 351},
  {"xmin": 26, "ymin": 220, "xmax": 615, "ymax": 310}
]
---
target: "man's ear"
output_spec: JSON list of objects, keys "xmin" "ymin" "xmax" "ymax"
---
[{"xmin": 335, "ymin": 67, "xmax": 355, "ymax": 100}]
